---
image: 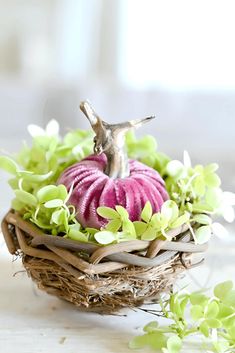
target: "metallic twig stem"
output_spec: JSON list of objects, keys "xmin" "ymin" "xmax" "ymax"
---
[{"xmin": 80, "ymin": 101, "xmax": 155, "ymax": 178}]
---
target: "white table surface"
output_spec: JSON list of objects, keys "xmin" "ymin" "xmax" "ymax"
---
[{"xmin": 0, "ymin": 160, "xmax": 235, "ymax": 353}]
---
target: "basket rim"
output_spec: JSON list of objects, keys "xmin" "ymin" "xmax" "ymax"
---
[{"xmin": 1, "ymin": 210, "xmax": 208, "ymax": 275}]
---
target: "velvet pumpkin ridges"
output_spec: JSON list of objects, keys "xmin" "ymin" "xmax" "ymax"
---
[
  {"xmin": 129, "ymin": 160, "xmax": 165, "ymax": 185},
  {"xmin": 57, "ymin": 153, "xmax": 169, "ymax": 228}
]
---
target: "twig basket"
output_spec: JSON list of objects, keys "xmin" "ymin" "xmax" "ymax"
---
[{"xmin": 1, "ymin": 210, "xmax": 207, "ymax": 313}]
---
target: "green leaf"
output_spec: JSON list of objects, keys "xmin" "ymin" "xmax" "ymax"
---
[
  {"xmin": 180, "ymin": 296, "xmax": 189, "ymax": 315},
  {"xmin": 37, "ymin": 185, "xmax": 59, "ymax": 203},
  {"xmin": 193, "ymin": 176, "xmax": 206, "ymax": 196},
  {"xmin": 129, "ymin": 332, "xmax": 167, "ymax": 350},
  {"xmin": 214, "ymin": 281, "xmax": 233, "ymax": 301},
  {"xmin": 170, "ymin": 212, "xmax": 190, "ymax": 228},
  {"xmin": 133, "ymin": 221, "xmax": 148, "ymax": 236},
  {"xmin": 169, "ymin": 294, "xmax": 183, "ymax": 319},
  {"xmin": 141, "ymin": 201, "xmax": 152, "ymax": 222},
  {"xmin": 222, "ymin": 315, "xmax": 235, "ymax": 329},
  {"xmin": 223, "ymin": 289, "xmax": 235, "ymax": 307},
  {"xmin": 11, "ymin": 198, "xmax": 25, "ymax": 211},
  {"xmin": 161, "ymin": 200, "xmax": 179, "ymax": 221},
  {"xmin": 15, "ymin": 189, "xmax": 37, "ymax": 206},
  {"xmin": 17, "ymin": 170, "xmax": 53, "ymax": 182},
  {"xmin": 193, "ymin": 214, "xmax": 212, "ymax": 225},
  {"xmin": 190, "ymin": 293, "xmax": 208, "ymax": 305},
  {"xmin": 153, "ymin": 152, "xmax": 170, "ymax": 172},
  {"xmin": 126, "ymin": 133, "xmax": 158, "ymax": 160},
  {"xmin": 148, "ymin": 332, "xmax": 168, "ymax": 350},
  {"xmin": 194, "ymin": 225, "xmax": 212, "ymax": 244},
  {"xmin": 30, "ymin": 217, "xmax": 53, "ymax": 230},
  {"xmin": 68, "ymin": 224, "xmax": 88, "ymax": 242},
  {"xmin": 51, "ymin": 209, "xmax": 66, "ymax": 225},
  {"xmin": 97, "ymin": 206, "xmax": 119, "ymax": 220},
  {"xmin": 85, "ymin": 227, "xmax": 99, "ymax": 235},
  {"xmin": 204, "ymin": 173, "xmax": 221, "ymax": 188},
  {"xmin": 205, "ymin": 188, "xmax": 223, "ymax": 209},
  {"xmin": 0, "ymin": 156, "xmax": 18, "ymax": 175},
  {"xmin": 194, "ymin": 164, "xmax": 204, "ymax": 174},
  {"xmin": 192, "ymin": 202, "xmax": 214, "ymax": 213},
  {"xmin": 8, "ymin": 178, "xmax": 19, "ymax": 190},
  {"xmin": 128, "ymin": 335, "xmax": 148, "ymax": 349},
  {"xmin": 143, "ymin": 321, "xmax": 159, "ymax": 333},
  {"xmin": 94, "ymin": 231, "xmax": 117, "ymax": 245},
  {"xmin": 190, "ymin": 305, "xmax": 204, "ymax": 320},
  {"xmin": 204, "ymin": 163, "xmax": 219, "ymax": 174},
  {"xmin": 115, "ymin": 205, "xmax": 129, "ymax": 220},
  {"xmin": 199, "ymin": 320, "xmax": 210, "ymax": 337},
  {"xmin": 141, "ymin": 155, "xmax": 156, "ymax": 168},
  {"xmin": 122, "ymin": 220, "xmax": 136, "ymax": 237},
  {"xmin": 105, "ymin": 219, "xmax": 121, "ymax": 232},
  {"xmin": 217, "ymin": 303, "xmax": 234, "ymax": 320},
  {"xmin": 166, "ymin": 335, "xmax": 182, "ymax": 353},
  {"xmin": 205, "ymin": 301, "xmax": 219, "ymax": 319},
  {"xmin": 166, "ymin": 160, "xmax": 185, "ymax": 177},
  {"xmin": 150, "ymin": 213, "xmax": 161, "ymax": 227},
  {"xmin": 159, "ymin": 215, "xmax": 169, "ymax": 231},
  {"xmin": 44, "ymin": 199, "xmax": 64, "ymax": 208},
  {"xmin": 57, "ymin": 184, "xmax": 68, "ymax": 201},
  {"xmin": 141, "ymin": 226, "xmax": 157, "ymax": 240},
  {"xmin": 204, "ymin": 318, "xmax": 222, "ymax": 328}
]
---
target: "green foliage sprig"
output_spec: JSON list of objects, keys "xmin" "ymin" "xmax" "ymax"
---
[
  {"xmin": 134, "ymin": 201, "xmax": 190, "ymax": 240},
  {"xmin": 0, "ymin": 120, "xmax": 93, "ymax": 196},
  {"xmin": 165, "ymin": 152, "xmax": 235, "ymax": 224},
  {"xmin": 126, "ymin": 130, "xmax": 170, "ymax": 174},
  {"xmin": 95, "ymin": 201, "xmax": 190, "ymax": 243},
  {"xmin": 95, "ymin": 198, "xmax": 231, "ymax": 245},
  {"xmin": 129, "ymin": 281, "xmax": 235, "ymax": 353},
  {"xmin": 11, "ymin": 183, "xmax": 89, "ymax": 242}
]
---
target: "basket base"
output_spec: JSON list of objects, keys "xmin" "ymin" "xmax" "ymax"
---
[
  {"xmin": 1, "ymin": 211, "xmax": 196, "ymax": 314},
  {"xmin": 22, "ymin": 254, "xmax": 188, "ymax": 314}
]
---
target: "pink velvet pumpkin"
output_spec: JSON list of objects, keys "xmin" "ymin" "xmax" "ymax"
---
[
  {"xmin": 58, "ymin": 101, "xmax": 169, "ymax": 229},
  {"xmin": 58, "ymin": 153, "xmax": 168, "ymax": 229}
]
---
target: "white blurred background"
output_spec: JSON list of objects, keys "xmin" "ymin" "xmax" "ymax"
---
[{"xmin": 0, "ymin": 0, "xmax": 234, "ymax": 205}]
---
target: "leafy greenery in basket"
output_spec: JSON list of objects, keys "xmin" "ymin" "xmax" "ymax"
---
[{"xmin": 0, "ymin": 120, "xmax": 234, "ymax": 245}]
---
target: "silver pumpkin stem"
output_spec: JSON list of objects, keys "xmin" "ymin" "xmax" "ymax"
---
[{"xmin": 80, "ymin": 100, "xmax": 155, "ymax": 179}]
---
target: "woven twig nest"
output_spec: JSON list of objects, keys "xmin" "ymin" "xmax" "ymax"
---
[{"xmin": 2, "ymin": 210, "xmax": 207, "ymax": 313}]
